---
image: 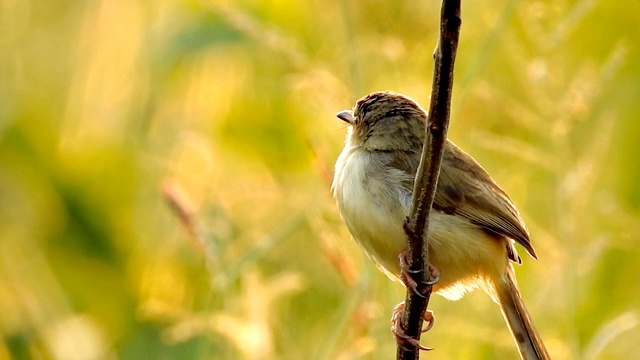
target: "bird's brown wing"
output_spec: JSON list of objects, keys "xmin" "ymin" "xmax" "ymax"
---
[
  {"xmin": 433, "ymin": 141, "xmax": 537, "ymax": 259},
  {"xmin": 384, "ymin": 141, "xmax": 536, "ymax": 260}
]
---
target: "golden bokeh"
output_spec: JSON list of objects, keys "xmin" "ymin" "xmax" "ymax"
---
[{"xmin": 1, "ymin": 0, "xmax": 639, "ymax": 359}]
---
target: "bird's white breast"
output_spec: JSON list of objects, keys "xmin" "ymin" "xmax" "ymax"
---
[{"xmin": 332, "ymin": 143, "xmax": 409, "ymax": 278}]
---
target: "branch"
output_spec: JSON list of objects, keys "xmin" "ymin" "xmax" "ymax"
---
[{"xmin": 397, "ymin": 0, "xmax": 461, "ymax": 359}]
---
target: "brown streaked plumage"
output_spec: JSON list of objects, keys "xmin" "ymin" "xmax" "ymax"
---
[{"xmin": 332, "ymin": 91, "xmax": 549, "ymax": 359}]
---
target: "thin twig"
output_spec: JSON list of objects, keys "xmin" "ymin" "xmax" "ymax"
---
[
  {"xmin": 397, "ymin": 0, "xmax": 461, "ymax": 359},
  {"xmin": 162, "ymin": 181, "xmax": 207, "ymax": 253}
]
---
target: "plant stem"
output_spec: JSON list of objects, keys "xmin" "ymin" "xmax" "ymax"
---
[{"xmin": 397, "ymin": 0, "xmax": 462, "ymax": 359}]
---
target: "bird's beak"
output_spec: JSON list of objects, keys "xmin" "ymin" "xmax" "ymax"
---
[{"xmin": 336, "ymin": 110, "xmax": 355, "ymax": 124}]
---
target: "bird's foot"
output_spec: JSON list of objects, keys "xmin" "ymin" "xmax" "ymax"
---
[
  {"xmin": 391, "ymin": 302, "xmax": 435, "ymax": 351},
  {"xmin": 398, "ymin": 251, "xmax": 440, "ymax": 298}
]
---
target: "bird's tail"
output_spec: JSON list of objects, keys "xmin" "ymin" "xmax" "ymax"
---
[{"xmin": 496, "ymin": 266, "xmax": 550, "ymax": 360}]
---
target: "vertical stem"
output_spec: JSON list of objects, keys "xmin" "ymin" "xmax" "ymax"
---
[{"xmin": 397, "ymin": 0, "xmax": 461, "ymax": 359}]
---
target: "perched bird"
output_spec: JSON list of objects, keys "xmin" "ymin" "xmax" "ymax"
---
[{"xmin": 332, "ymin": 91, "xmax": 549, "ymax": 359}]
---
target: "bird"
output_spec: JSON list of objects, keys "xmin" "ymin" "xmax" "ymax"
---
[{"xmin": 331, "ymin": 90, "xmax": 549, "ymax": 359}]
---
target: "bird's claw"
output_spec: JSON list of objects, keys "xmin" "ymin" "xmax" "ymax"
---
[
  {"xmin": 398, "ymin": 252, "xmax": 440, "ymax": 298},
  {"xmin": 423, "ymin": 264, "xmax": 440, "ymax": 286},
  {"xmin": 391, "ymin": 302, "xmax": 435, "ymax": 351},
  {"xmin": 421, "ymin": 309, "xmax": 435, "ymax": 333}
]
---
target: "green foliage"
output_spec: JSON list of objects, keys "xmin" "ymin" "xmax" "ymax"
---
[{"xmin": 1, "ymin": 0, "xmax": 639, "ymax": 359}]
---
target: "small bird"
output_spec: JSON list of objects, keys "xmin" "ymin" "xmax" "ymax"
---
[{"xmin": 332, "ymin": 91, "xmax": 549, "ymax": 359}]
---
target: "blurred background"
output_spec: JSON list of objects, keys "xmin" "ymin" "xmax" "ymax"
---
[{"xmin": 1, "ymin": 0, "xmax": 639, "ymax": 359}]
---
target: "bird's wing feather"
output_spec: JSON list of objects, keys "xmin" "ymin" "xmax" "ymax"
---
[
  {"xmin": 386, "ymin": 140, "xmax": 536, "ymax": 260},
  {"xmin": 434, "ymin": 141, "xmax": 536, "ymax": 259}
]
